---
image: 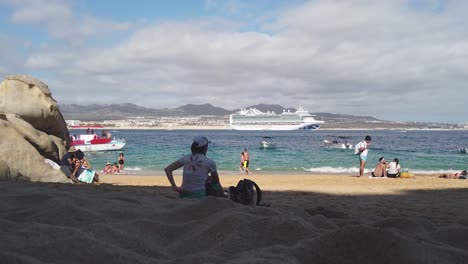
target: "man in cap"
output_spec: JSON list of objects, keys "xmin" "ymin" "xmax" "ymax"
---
[{"xmin": 165, "ymin": 136, "xmax": 224, "ymax": 198}]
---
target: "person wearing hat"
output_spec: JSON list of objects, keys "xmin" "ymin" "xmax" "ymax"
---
[
  {"xmin": 371, "ymin": 157, "xmax": 387, "ymax": 177},
  {"xmin": 102, "ymin": 162, "xmax": 112, "ymax": 174},
  {"xmin": 165, "ymin": 136, "xmax": 223, "ymax": 198},
  {"xmin": 59, "ymin": 146, "xmax": 79, "ymax": 183}
]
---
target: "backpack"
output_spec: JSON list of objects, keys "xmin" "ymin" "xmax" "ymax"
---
[{"xmin": 229, "ymin": 179, "xmax": 262, "ymax": 205}]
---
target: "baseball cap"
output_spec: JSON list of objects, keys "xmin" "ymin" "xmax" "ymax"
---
[{"xmin": 193, "ymin": 136, "xmax": 211, "ymax": 147}]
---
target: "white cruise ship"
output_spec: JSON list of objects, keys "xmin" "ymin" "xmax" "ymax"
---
[{"xmin": 230, "ymin": 107, "xmax": 324, "ymax": 131}]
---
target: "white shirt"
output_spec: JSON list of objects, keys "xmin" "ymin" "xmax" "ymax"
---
[
  {"xmin": 356, "ymin": 141, "xmax": 368, "ymax": 156},
  {"xmin": 179, "ymin": 153, "xmax": 217, "ymax": 192},
  {"xmin": 387, "ymin": 161, "xmax": 401, "ymax": 174}
]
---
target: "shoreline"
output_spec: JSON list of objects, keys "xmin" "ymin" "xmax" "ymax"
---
[
  {"xmin": 99, "ymin": 173, "xmax": 468, "ymax": 193},
  {"xmin": 68, "ymin": 126, "xmax": 468, "ymax": 131}
]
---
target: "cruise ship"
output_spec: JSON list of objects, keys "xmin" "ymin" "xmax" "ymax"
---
[{"xmin": 229, "ymin": 107, "xmax": 324, "ymax": 131}]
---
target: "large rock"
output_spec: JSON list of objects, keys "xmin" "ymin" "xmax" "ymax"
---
[
  {"xmin": 0, "ymin": 75, "xmax": 71, "ymax": 183},
  {"xmin": 0, "ymin": 75, "xmax": 69, "ymax": 142},
  {"xmin": 0, "ymin": 118, "xmax": 70, "ymax": 182}
]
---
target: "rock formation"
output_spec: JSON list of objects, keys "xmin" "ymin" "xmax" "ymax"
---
[{"xmin": 0, "ymin": 75, "xmax": 71, "ymax": 183}]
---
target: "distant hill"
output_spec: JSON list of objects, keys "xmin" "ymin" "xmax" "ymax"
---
[
  {"xmin": 60, "ymin": 103, "xmax": 232, "ymax": 120},
  {"xmin": 59, "ymin": 102, "xmax": 456, "ymax": 128},
  {"xmin": 60, "ymin": 102, "xmax": 382, "ymax": 122}
]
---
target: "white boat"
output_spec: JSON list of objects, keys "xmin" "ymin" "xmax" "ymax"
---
[
  {"xmin": 260, "ymin": 140, "xmax": 276, "ymax": 148},
  {"xmin": 70, "ymin": 133, "xmax": 126, "ymax": 152},
  {"xmin": 323, "ymin": 139, "xmax": 353, "ymax": 149},
  {"xmin": 230, "ymin": 107, "xmax": 324, "ymax": 131},
  {"xmin": 461, "ymin": 147, "xmax": 468, "ymax": 154}
]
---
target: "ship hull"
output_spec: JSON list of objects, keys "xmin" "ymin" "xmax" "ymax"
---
[
  {"xmin": 73, "ymin": 142, "xmax": 126, "ymax": 152},
  {"xmin": 230, "ymin": 123, "xmax": 321, "ymax": 131}
]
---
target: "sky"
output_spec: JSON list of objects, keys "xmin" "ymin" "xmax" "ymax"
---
[{"xmin": 0, "ymin": 0, "xmax": 467, "ymax": 123}]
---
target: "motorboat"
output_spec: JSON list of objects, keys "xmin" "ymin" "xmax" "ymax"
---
[
  {"xmin": 70, "ymin": 132, "xmax": 126, "ymax": 152},
  {"xmin": 461, "ymin": 147, "xmax": 468, "ymax": 154},
  {"xmin": 260, "ymin": 140, "xmax": 276, "ymax": 149},
  {"xmin": 323, "ymin": 136, "xmax": 353, "ymax": 149}
]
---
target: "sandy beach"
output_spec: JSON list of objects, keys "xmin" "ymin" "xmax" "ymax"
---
[{"xmin": 2, "ymin": 174, "xmax": 468, "ymax": 263}]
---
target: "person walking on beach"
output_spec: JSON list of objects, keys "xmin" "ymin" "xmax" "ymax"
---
[
  {"xmin": 239, "ymin": 152, "xmax": 245, "ymax": 173},
  {"xmin": 243, "ymin": 148, "xmax": 250, "ymax": 175},
  {"xmin": 164, "ymin": 136, "xmax": 223, "ymax": 199},
  {"xmin": 355, "ymin": 135, "xmax": 371, "ymax": 177}
]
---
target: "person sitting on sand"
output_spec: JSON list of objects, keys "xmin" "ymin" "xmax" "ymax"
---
[
  {"xmin": 371, "ymin": 157, "xmax": 387, "ymax": 177},
  {"xmin": 439, "ymin": 170, "xmax": 467, "ymax": 179},
  {"xmin": 164, "ymin": 136, "xmax": 223, "ymax": 199},
  {"xmin": 110, "ymin": 162, "xmax": 120, "ymax": 174},
  {"xmin": 387, "ymin": 158, "xmax": 401, "ymax": 178},
  {"xmin": 102, "ymin": 162, "xmax": 112, "ymax": 174},
  {"xmin": 60, "ymin": 146, "xmax": 79, "ymax": 183},
  {"xmin": 72, "ymin": 150, "xmax": 99, "ymax": 183}
]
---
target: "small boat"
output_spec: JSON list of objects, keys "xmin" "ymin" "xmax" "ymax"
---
[
  {"xmin": 461, "ymin": 147, "xmax": 468, "ymax": 154},
  {"xmin": 260, "ymin": 140, "xmax": 276, "ymax": 148},
  {"xmin": 70, "ymin": 132, "xmax": 126, "ymax": 152},
  {"xmin": 323, "ymin": 137, "xmax": 353, "ymax": 149}
]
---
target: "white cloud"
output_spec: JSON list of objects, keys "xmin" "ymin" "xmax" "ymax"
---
[
  {"xmin": 1, "ymin": 0, "xmax": 468, "ymax": 122},
  {"xmin": 5, "ymin": 0, "xmax": 131, "ymax": 46}
]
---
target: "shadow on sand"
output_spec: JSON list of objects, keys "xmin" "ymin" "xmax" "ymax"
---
[{"xmin": 1, "ymin": 180, "xmax": 467, "ymax": 264}]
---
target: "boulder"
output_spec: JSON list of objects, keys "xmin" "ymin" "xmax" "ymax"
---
[
  {"xmin": 0, "ymin": 75, "xmax": 72, "ymax": 183},
  {"xmin": 0, "ymin": 119, "xmax": 70, "ymax": 183},
  {"xmin": 0, "ymin": 75, "xmax": 69, "ymax": 142}
]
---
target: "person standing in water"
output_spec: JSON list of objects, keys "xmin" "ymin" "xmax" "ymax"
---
[{"xmin": 118, "ymin": 153, "xmax": 125, "ymax": 170}]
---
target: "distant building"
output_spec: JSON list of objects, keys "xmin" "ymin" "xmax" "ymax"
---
[{"xmin": 66, "ymin": 120, "xmax": 81, "ymax": 126}]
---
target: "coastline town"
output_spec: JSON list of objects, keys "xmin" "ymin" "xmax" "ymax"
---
[{"xmin": 65, "ymin": 116, "xmax": 468, "ymax": 130}]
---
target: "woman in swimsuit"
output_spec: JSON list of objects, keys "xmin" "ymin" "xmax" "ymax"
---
[{"xmin": 118, "ymin": 153, "xmax": 125, "ymax": 170}]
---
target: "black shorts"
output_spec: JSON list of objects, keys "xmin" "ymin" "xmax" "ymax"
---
[{"xmin": 118, "ymin": 160, "xmax": 124, "ymax": 165}]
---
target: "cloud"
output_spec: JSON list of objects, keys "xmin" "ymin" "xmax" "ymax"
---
[
  {"xmin": 1, "ymin": 0, "xmax": 467, "ymax": 122},
  {"xmin": 5, "ymin": 0, "xmax": 130, "ymax": 46}
]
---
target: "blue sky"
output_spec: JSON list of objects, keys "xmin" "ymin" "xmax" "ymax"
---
[{"xmin": 1, "ymin": 0, "xmax": 467, "ymax": 123}]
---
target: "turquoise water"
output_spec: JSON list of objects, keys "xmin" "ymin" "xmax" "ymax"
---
[{"xmin": 77, "ymin": 129, "xmax": 468, "ymax": 175}]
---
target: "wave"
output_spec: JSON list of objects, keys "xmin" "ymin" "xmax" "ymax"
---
[
  {"xmin": 302, "ymin": 167, "xmax": 461, "ymax": 175},
  {"xmin": 302, "ymin": 166, "xmax": 368, "ymax": 174},
  {"xmin": 123, "ymin": 167, "xmax": 143, "ymax": 171}
]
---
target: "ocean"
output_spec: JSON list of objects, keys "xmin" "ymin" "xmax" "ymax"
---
[{"xmin": 77, "ymin": 129, "xmax": 468, "ymax": 175}]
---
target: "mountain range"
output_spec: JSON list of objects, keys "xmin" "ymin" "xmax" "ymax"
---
[
  {"xmin": 60, "ymin": 103, "xmax": 379, "ymax": 122},
  {"xmin": 59, "ymin": 103, "xmax": 454, "ymax": 129}
]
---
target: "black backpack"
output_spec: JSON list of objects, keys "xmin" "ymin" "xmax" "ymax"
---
[{"xmin": 229, "ymin": 179, "xmax": 262, "ymax": 205}]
